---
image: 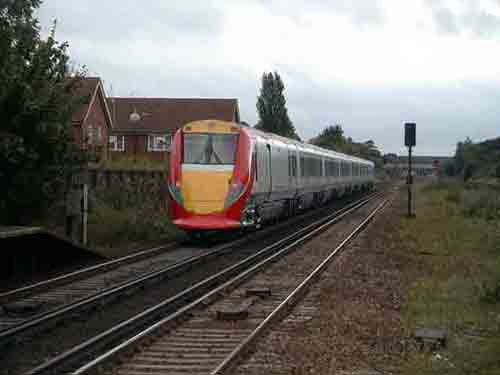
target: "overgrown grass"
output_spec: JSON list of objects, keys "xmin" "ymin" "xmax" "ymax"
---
[
  {"xmin": 87, "ymin": 187, "xmax": 181, "ymax": 253},
  {"xmin": 94, "ymin": 155, "xmax": 166, "ymax": 170},
  {"xmin": 389, "ymin": 180, "xmax": 500, "ymax": 374}
]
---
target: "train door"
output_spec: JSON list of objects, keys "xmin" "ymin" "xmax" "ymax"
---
[
  {"xmin": 266, "ymin": 144, "xmax": 272, "ymax": 200},
  {"xmin": 256, "ymin": 140, "xmax": 272, "ymax": 202},
  {"xmin": 288, "ymin": 147, "xmax": 298, "ymax": 194}
]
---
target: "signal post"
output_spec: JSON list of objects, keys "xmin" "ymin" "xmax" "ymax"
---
[{"xmin": 405, "ymin": 123, "xmax": 416, "ymax": 217}]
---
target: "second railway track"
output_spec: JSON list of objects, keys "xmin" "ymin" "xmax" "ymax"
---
[{"xmin": 15, "ymin": 189, "xmax": 390, "ymax": 375}]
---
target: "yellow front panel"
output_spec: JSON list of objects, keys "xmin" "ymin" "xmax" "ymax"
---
[
  {"xmin": 181, "ymin": 170, "xmax": 232, "ymax": 214},
  {"xmin": 183, "ymin": 120, "xmax": 240, "ymax": 135}
]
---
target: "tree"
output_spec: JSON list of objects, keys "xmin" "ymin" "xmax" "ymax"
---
[
  {"xmin": 310, "ymin": 124, "xmax": 344, "ymax": 149},
  {"xmin": 0, "ymin": 1, "xmax": 86, "ymax": 224},
  {"xmin": 255, "ymin": 71, "xmax": 300, "ymax": 140},
  {"xmin": 310, "ymin": 124, "xmax": 383, "ymax": 170}
]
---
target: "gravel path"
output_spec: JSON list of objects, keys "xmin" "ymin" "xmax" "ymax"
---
[{"xmin": 236, "ymin": 186, "xmax": 405, "ymax": 375}]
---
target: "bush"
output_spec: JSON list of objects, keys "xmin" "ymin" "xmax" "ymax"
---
[
  {"xmin": 88, "ymin": 197, "xmax": 178, "ymax": 247},
  {"xmin": 463, "ymin": 187, "xmax": 500, "ymax": 220},
  {"xmin": 481, "ymin": 279, "xmax": 500, "ymax": 304}
]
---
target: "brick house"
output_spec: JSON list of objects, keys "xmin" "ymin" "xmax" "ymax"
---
[
  {"xmin": 71, "ymin": 77, "xmax": 114, "ymax": 161},
  {"xmin": 107, "ymin": 98, "xmax": 240, "ymax": 162}
]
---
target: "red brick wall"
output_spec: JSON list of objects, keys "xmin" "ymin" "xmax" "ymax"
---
[
  {"xmin": 83, "ymin": 93, "xmax": 109, "ymax": 161},
  {"xmin": 110, "ymin": 134, "xmax": 168, "ymax": 162},
  {"xmin": 72, "ymin": 124, "xmax": 83, "ymax": 147}
]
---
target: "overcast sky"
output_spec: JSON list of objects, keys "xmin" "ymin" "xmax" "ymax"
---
[{"xmin": 38, "ymin": 0, "xmax": 500, "ymax": 156}]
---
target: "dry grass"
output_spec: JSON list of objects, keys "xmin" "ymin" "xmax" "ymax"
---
[
  {"xmin": 95, "ymin": 155, "xmax": 166, "ymax": 171},
  {"xmin": 87, "ymin": 188, "xmax": 181, "ymax": 254},
  {"xmin": 391, "ymin": 181, "xmax": 500, "ymax": 375},
  {"xmin": 246, "ymin": 181, "xmax": 500, "ymax": 375}
]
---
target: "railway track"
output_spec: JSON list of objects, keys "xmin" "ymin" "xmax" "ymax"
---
[
  {"xmin": 18, "ymin": 190, "xmax": 389, "ymax": 375},
  {"xmin": 0, "ymin": 189, "xmax": 373, "ymax": 347},
  {"xmin": 0, "ymin": 230, "xmax": 262, "ymax": 340}
]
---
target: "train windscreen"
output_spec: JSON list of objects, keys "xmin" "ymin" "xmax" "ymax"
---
[{"xmin": 183, "ymin": 134, "xmax": 239, "ymax": 165}]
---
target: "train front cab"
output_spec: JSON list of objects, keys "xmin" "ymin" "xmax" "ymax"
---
[{"xmin": 168, "ymin": 121, "xmax": 253, "ymax": 232}]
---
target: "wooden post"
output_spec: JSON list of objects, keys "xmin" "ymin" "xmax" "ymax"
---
[{"xmin": 81, "ymin": 183, "xmax": 88, "ymax": 246}]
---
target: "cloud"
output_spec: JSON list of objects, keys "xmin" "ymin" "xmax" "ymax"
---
[
  {"xmin": 252, "ymin": 0, "xmax": 385, "ymax": 27},
  {"xmin": 427, "ymin": 0, "xmax": 500, "ymax": 38},
  {"xmin": 433, "ymin": 7, "xmax": 460, "ymax": 34},
  {"xmin": 36, "ymin": 1, "xmax": 500, "ymax": 156},
  {"xmin": 38, "ymin": 1, "xmax": 224, "ymax": 42}
]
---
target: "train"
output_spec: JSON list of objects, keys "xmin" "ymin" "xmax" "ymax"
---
[{"xmin": 168, "ymin": 120, "xmax": 375, "ymax": 234}]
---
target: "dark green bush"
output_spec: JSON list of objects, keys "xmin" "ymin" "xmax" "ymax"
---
[
  {"xmin": 481, "ymin": 280, "xmax": 500, "ymax": 304},
  {"xmin": 463, "ymin": 187, "xmax": 500, "ymax": 220}
]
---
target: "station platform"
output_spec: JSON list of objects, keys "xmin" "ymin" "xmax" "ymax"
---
[
  {"xmin": 0, "ymin": 226, "xmax": 44, "ymax": 239},
  {"xmin": 0, "ymin": 226, "xmax": 103, "ymax": 291}
]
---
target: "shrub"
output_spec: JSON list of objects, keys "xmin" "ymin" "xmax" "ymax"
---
[
  {"xmin": 463, "ymin": 187, "xmax": 500, "ymax": 220},
  {"xmin": 87, "ymin": 197, "xmax": 178, "ymax": 247},
  {"xmin": 481, "ymin": 279, "xmax": 500, "ymax": 304}
]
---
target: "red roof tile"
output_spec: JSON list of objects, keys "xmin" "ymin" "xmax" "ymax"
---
[{"xmin": 107, "ymin": 97, "xmax": 239, "ymax": 134}]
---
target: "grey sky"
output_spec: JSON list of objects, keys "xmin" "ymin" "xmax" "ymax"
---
[{"xmin": 38, "ymin": 0, "xmax": 500, "ymax": 156}]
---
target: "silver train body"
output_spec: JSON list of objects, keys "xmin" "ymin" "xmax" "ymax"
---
[{"xmin": 242, "ymin": 127, "xmax": 375, "ymax": 226}]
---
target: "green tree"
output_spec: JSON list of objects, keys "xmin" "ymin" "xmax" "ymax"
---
[
  {"xmin": 255, "ymin": 71, "xmax": 300, "ymax": 140},
  {"xmin": 310, "ymin": 124, "xmax": 383, "ymax": 170},
  {"xmin": 0, "ymin": 1, "xmax": 86, "ymax": 225},
  {"xmin": 310, "ymin": 124, "xmax": 344, "ymax": 149}
]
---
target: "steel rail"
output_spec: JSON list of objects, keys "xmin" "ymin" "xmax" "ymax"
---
[
  {"xmin": 211, "ymin": 197, "xmax": 390, "ymax": 375},
  {"xmin": 1, "ymin": 191, "xmax": 374, "ymax": 347},
  {"xmin": 0, "ymin": 242, "xmax": 177, "ymax": 304},
  {"xmin": 0, "ymin": 230, "xmax": 268, "ymax": 344},
  {"xmin": 32, "ymin": 192, "xmax": 382, "ymax": 375}
]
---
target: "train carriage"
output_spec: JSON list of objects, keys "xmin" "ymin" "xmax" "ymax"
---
[{"xmin": 168, "ymin": 120, "xmax": 374, "ymax": 233}]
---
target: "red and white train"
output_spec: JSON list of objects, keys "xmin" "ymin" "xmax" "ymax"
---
[{"xmin": 168, "ymin": 120, "xmax": 375, "ymax": 234}]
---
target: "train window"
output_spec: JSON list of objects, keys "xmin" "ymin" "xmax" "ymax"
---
[
  {"xmin": 342, "ymin": 161, "xmax": 350, "ymax": 177},
  {"xmin": 288, "ymin": 153, "xmax": 292, "ymax": 177},
  {"xmin": 288, "ymin": 152, "xmax": 297, "ymax": 178},
  {"xmin": 183, "ymin": 133, "xmax": 238, "ymax": 165},
  {"xmin": 293, "ymin": 154, "xmax": 297, "ymax": 177},
  {"xmin": 253, "ymin": 145, "xmax": 258, "ymax": 181}
]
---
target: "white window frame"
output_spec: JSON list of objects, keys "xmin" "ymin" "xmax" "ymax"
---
[
  {"xmin": 96, "ymin": 127, "xmax": 102, "ymax": 143},
  {"xmin": 87, "ymin": 124, "xmax": 94, "ymax": 145},
  {"xmin": 109, "ymin": 135, "xmax": 125, "ymax": 152},
  {"xmin": 147, "ymin": 134, "xmax": 171, "ymax": 152}
]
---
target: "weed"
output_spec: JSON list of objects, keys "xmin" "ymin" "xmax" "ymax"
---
[
  {"xmin": 480, "ymin": 281, "xmax": 500, "ymax": 304},
  {"xmin": 463, "ymin": 187, "xmax": 500, "ymax": 221},
  {"xmin": 391, "ymin": 181, "xmax": 500, "ymax": 374}
]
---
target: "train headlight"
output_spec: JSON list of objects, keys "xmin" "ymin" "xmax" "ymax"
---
[
  {"xmin": 225, "ymin": 180, "xmax": 245, "ymax": 209},
  {"xmin": 168, "ymin": 183, "xmax": 184, "ymax": 206}
]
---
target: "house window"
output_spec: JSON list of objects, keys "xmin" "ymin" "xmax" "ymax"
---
[
  {"xmin": 97, "ymin": 127, "xmax": 102, "ymax": 143},
  {"xmin": 109, "ymin": 135, "xmax": 125, "ymax": 152},
  {"xmin": 87, "ymin": 125, "xmax": 94, "ymax": 145},
  {"xmin": 147, "ymin": 134, "xmax": 171, "ymax": 152}
]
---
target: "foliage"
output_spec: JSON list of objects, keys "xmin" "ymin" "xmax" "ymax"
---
[
  {"xmin": 481, "ymin": 277, "xmax": 500, "ymax": 304},
  {"xmin": 0, "ymin": 1, "xmax": 86, "ymax": 224},
  {"xmin": 95, "ymin": 155, "xmax": 166, "ymax": 171},
  {"xmin": 88, "ymin": 186, "xmax": 180, "ymax": 247},
  {"xmin": 310, "ymin": 124, "xmax": 383, "ymax": 169},
  {"xmin": 255, "ymin": 71, "xmax": 300, "ymax": 140},
  {"xmin": 453, "ymin": 136, "xmax": 500, "ymax": 180},
  {"xmin": 463, "ymin": 185, "xmax": 500, "ymax": 221},
  {"xmin": 393, "ymin": 183, "xmax": 500, "ymax": 374}
]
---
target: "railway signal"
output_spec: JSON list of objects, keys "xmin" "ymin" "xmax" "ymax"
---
[{"xmin": 405, "ymin": 123, "xmax": 416, "ymax": 217}]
